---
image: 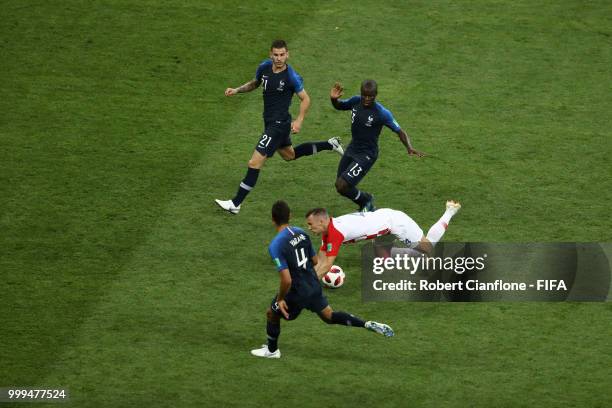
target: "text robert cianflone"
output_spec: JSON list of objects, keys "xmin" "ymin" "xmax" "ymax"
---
[
  {"xmin": 372, "ymin": 279, "xmax": 568, "ymax": 292},
  {"xmin": 372, "ymin": 254, "xmax": 487, "ymax": 275}
]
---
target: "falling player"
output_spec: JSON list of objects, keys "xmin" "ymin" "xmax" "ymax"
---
[{"xmin": 305, "ymin": 201, "xmax": 461, "ymax": 277}]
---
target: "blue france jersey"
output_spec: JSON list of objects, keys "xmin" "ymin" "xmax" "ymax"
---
[
  {"xmin": 255, "ymin": 59, "xmax": 304, "ymax": 123},
  {"xmin": 334, "ymin": 96, "xmax": 401, "ymax": 160},
  {"xmin": 268, "ymin": 226, "xmax": 319, "ymax": 293}
]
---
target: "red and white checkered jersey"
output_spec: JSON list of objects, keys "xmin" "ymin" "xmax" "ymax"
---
[{"xmin": 320, "ymin": 210, "xmax": 393, "ymax": 256}]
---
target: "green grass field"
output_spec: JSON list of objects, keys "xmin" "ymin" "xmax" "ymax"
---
[{"xmin": 2, "ymin": 1, "xmax": 612, "ymax": 406}]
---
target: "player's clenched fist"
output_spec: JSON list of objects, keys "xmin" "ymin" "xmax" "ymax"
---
[
  {"xmin": 330, "ymin": 82, "xmax": 343, "ymax": 99},
  {"xmin": 225, "ymin": 88, "xmax": 237, "ymax": 96}
]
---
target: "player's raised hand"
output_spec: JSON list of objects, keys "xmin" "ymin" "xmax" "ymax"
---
[
  {"xmin": 225, "ymin": 87, "xmax": 237, "ymax": 97},
  {"xmin": 330, "ymin": 82, "xmax": 343, "ymax": 99},
  {"xmin": 408, "ymin": 147, "xmax": 425, "ymax": 157},
  {"xmin": 278, "ymin": 300, "xmax": 290, "ymax": 319}
]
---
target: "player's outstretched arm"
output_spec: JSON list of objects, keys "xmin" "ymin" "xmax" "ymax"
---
[
  {"xmin": 225, "ymin": 79, "xmax": 261, "ymax": 96},
  {"xmin": 291, "ymin": 89, "xmax": 310, "ymax": 133},
  {"xmin": 315, "ymin": 254, "xmax": 336, "ymax": 278},
  {"xmin": 397, "ymin": 129, "xmax": 425, "ymax": 157},
  {"xmin": 314, "ymin": 250, "xmax": 326, "ymax": 277}
]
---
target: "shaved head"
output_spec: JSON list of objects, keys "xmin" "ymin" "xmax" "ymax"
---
[
  {"xmin": 361, "ymin": 79, "xmax": 378, "ymax": 95},
  {"xmin": 305, "ymin": 208, "xmax": 330, "ymax": 235}
]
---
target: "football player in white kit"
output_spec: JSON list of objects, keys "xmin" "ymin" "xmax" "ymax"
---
[{"xmin": 305, "ymin": 201, "xmax": 461, "ymax": 277}]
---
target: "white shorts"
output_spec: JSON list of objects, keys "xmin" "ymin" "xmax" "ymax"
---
[{"xmin": 386, "ymin": 209, "xmax": 424, "ymax": 248}]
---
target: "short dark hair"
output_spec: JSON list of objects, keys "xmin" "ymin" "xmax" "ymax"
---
[
  {"xmin": 305, "ymin": 208, "xmax": 328, "ymax": 218},
  {"xmin": 270, "ymin": 39, "xmax": 288, "ymax": 50},
  {"xmin": 361, "ymin": 79, "xmax": 378, "ymax": 95},
  {"xmin": 272, "ymin": 200, "xmax": 291, "ymax": 225}
]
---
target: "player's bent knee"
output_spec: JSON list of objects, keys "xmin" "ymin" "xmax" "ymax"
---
[
  {"xmin": 278, "ymin": 147, "xmax": 295, "ymax": 161},
  {"xmin": 335, "ymin": 178, "xmax": 349, "ymax": 194},
  {"xmin": 318, "ymin": 306, "xmax": 334, "ymax": 324},
  {"xmin": 417, "ymin": 237, "xmax": 434, "ymax": 256},
  {"xmin": 318, "ymin": 314, "xmax": 333, "ymax": 324},
  {"xmin": 248, "ymin": 151, "xmax": 267, "ymax": 169}
]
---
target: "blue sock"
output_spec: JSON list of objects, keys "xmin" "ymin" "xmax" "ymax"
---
[
  {"xmin": 232, "ymin": 167, "xmax": 259, "ymax": 206},
  {"xmin": 266, "ymin": 321, "xmax": 280, "ymax": 352},
  {"xmin": 331, "ymin": 311, "xmax": 365, "ymax": 327},
  {"xmin": 294, "ymin": 141, "xmax": 332, "ymax": 159}
]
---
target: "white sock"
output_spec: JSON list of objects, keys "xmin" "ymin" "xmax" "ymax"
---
[{"xmin": 426, "ymin": 209, "xmax": 455, "ymax": 245}]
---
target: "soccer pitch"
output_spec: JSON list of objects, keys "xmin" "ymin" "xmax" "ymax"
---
[{"xmin": 1, "ymin": 1, "xmax": 611, "ymax": 406}]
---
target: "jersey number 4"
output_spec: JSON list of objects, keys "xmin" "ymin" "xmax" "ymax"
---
[{"xmin": 295, "ymin": 248, "xmax": 308, "ymax": 269}]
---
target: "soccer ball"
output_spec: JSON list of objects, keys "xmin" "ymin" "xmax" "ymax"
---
[{"xmin": 322, "ymin": 265, "xmax": 345, "ymax": 289}]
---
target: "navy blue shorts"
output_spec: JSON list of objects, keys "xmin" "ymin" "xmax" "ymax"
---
[
  {"xmin": 255, "ymin": 119, "xmax": 292, "ymax": 157},
  {"xmin": 337, "ymin": 154, "xmax": 376, "ymax": 186},
  {"xmin": 270, "ymin": 288, "xmax": 329, "ymax": 321}
]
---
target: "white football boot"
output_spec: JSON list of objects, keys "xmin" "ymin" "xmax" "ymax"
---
[
  {"xmin": 445, "ymin": 200, "xmax": 461, "ymax": 216},
  {"xmin": 250, "ymin": 344, "xmax": 281, "ymax": 359},
  {"xmin": 328, "ymin": 137, "xmax": 344, "ymax": 156},
  {"xmin": 365, "ymin": 321, "xmax": 395, "ymax": 337},
  {"xmin": 215, "ymin": 199, "xmax": 240, "ymax": 215}
]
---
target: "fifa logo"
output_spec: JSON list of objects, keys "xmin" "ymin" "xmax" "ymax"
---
[{"xmin": 277, "ymin": 80, "xmax": 285, "ymax": 91}]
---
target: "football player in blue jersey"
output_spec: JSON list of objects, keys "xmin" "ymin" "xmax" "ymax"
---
[
  {"xmin": 250, "ymin": 200, "xmax": 394, "ymax": 359},
  {"xmin": 215, "ymin": 40, "xmax": 344, "ymax": 215},
  {"xmin": 330, "ymin": 80, "xmax": 425, "ymax": 212}
]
